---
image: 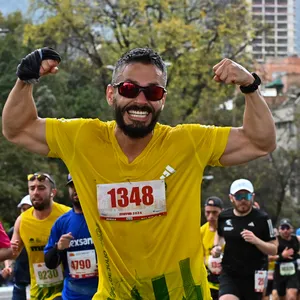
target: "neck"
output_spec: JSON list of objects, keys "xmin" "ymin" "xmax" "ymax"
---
[
  {"xmin": 73, "ymin": 206, "xmax": 82, "ymax": 214},
  {"xmin": 208, "ymin": 222, "xmax": 217, "ymax": 231},
  {"xmin": 33, "ymin": 202, "xmax": 53, "ymax": 220},
  {"xmin": 281, "ymin": 235, "xmax": 291, "ymax": 241},
  {"xmin": 233, "ymin": 207, "xmax": 252, "ymax": 217},
  {"xmin": 115, "ymin": 126, "xmax": 153, "ymax": 163}
]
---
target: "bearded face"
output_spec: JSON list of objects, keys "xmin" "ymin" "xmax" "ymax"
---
[{"xmin": 113, "ymin": 98, "xmax": 162, "ymax": 139}]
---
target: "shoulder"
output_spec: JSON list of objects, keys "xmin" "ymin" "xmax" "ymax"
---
[
  {"xmin": 251, "ymin": 208, "xmax": 270, "ymax": 220},
  {"xmin": 54, "ymin": 202, "xmax": 71, "ymax": 213},
  {"xmin": 201, "ymin": 222, "xmax": 208, "ymax": 232},
  {"xmin": 219, "ymin": 208, "xmax": 234, "ymax": 219}
]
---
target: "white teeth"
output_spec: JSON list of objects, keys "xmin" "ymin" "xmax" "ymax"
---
[{"xmin": 128, "ymin": 110, "xmax": 149, "ymax": 115}]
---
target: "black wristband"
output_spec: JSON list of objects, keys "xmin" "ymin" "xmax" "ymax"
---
[
  {"xmin": 16, "ymin": 47, "xmax": 61, "ymax": 84},
  {"xmin": 240, "ymin": 73, "xmax": 261, "ymax": 94}
]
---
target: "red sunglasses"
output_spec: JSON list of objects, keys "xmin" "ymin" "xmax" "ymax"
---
[{"xmin": 113, "ymin": 82, "xmax": 167, "ymax": 101}]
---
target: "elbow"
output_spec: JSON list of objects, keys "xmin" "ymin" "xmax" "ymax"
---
[{"xmin": 2, "ymin": 128, "xmax": 19, "ymax": 145}]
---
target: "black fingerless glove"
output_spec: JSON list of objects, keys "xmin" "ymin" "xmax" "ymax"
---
[{"xmin": 16, "ymin": 47, "xmax": 61, "ymax": 84}]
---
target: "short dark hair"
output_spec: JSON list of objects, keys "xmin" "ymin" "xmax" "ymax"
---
[{"xmin": 112, "ymin": 48, "xmax": 167, "ymax": 86}]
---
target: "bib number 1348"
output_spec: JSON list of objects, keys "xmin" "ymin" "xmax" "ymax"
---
[
  {"xmin": 108, "ymin": 186, "xmax": 154, "ymax": 207},
  {"xmin": 97, "ymin": 180, "xmax": 166, "ymax": 221}
]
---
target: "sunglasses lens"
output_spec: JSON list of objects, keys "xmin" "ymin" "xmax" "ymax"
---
[
  {"xmin": 280, "ymin": 225, "xmax": 290, "ymax": 230},
  {"xmin": 27, "ymin": 173, "xmax": 49, "ymax": 182},
  {"xmin": 234, "ymin": 193, "xmax": 252, "ymax": 201},
  {"xmin": 144, "ymin": 86, "xmax": 165, "ymax": 101},
  {"xmin": 118, "ymin": 82, "xmax": 139, "ymax": 98}
]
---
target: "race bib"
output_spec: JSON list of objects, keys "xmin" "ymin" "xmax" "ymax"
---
[
  {"xmin": 254, "ymin": 270, "xmax": 267, "ymax": 293},
  {"xmin": 97, "ymin": 180, "xmax": 166, "ymax": 221},
  {"xmin": 67, "ymin": 249, "xmax": 98, "ymax": 278},
  {"xmin": 280, "ymin": 262, "xmax": 295, "ymax": 276},
  {"xmin": 207, "ymin": 255, "xmax": 222, "ymax": 275},
  {"xmin": 33, "ymin": 262, "xmax": 63, "ymax": 287}
]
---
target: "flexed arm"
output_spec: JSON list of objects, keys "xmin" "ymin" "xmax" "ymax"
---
[
  {"xmin": 213, "ymin": 59, "xmax": 276, "ymax": 166},
  {"xmin": 2, "ymin": 48, "xmax": 61, "ymax": 155}
]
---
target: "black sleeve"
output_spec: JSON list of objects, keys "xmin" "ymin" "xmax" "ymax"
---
[
  {"xmin": 217, "ymin": 215, "xmax": 224, "ymax": 237},
  {"xmin": 44, "ymin": 245, "xmax": 64, "ymax": 269}
]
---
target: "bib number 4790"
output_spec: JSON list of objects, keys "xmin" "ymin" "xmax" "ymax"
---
[{"xmin": 107, "ymin": 186, "xmax": 154, "ymax": 208}]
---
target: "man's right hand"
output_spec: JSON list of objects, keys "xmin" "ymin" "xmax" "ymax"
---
[
  {"xmin": 57, "ymin": 232, "xmax": 74, "ymax": 251},
  {"xmin": 16, "ymin": 47, "xmax": 61, "ymax": 84},
  {"xmin": 211, "ymin": 245, "xmax": 222, "ymax": 258}
]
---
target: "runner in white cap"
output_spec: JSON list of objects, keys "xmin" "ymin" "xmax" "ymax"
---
[{"xmin": 212, "ymin": 179, "xmax": 278, "ymax": 300}]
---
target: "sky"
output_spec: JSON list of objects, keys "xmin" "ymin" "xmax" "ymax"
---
[{"xmin": 0, "ymin": 0, "xmax": 28, "ymax": 15}]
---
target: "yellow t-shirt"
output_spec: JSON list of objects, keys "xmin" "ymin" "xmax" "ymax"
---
[
  {"xmin": 201, "ymin": 222, "xmax": 219, "ymax": 290},
  {"xmin": 46, "ymin": 118, "xmax": 230, "ymax": 300},
  {"xmin": 20, "ymin": 202, "xmax": 70, "ymax": 300}
]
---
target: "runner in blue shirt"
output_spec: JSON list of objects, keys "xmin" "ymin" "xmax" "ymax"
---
[{"xmin": 44, "ymin": 174, "xmax": 98, "ymax": 300}]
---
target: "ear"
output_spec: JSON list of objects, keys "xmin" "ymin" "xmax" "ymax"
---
[
  {"xmin": 106, "ymin": 84, "xmax": 114, "ymax": 107},
  {"xmin": 229, "ymin": 194, "xmax": 234, "ymax": 203},
  {"xmin": 51, "ymin": 189, "xmax": 57, "ymax": 198}
]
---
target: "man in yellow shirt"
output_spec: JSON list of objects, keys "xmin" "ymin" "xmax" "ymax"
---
[
  {"xmin": 2, "ymin": 47, "xmax": 276, "ymax": 299},
  {"xmin": 201, "ymin": 196, "xmax": 224, "ymax": 299},
  {"xmin": 8, "ymin": 172, "xmax": 70, "ymax": 300}
]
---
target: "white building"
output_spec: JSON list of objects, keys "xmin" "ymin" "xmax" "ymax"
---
[{"xmin": 247, "ymin": 0, "xmax": 297, "ymax": 62}]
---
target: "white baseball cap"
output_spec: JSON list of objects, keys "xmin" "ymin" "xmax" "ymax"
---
[
  {"xmin": 230, "ymin": 179, "xmax": 254, "ymax": 194},
  {"xmin": 17, "ymin": 195, "xmax": 32, "ymax": 208}
]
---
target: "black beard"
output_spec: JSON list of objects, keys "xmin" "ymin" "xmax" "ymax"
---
[
  {"xmin": 114, "ymin": 104, "xmax": 161, "ymax": 139},
  {"xmin": 32, "ymin": 201, "xmax": 50, "ymax": 211},
  {"xmin": 70, "ymin": 195, "xmax": 82, "ymax": 211}
]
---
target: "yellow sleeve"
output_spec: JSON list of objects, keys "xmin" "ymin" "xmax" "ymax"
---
[{"xmin": 184, "ymin": 124, "xmax": 231, "ymax": 167}]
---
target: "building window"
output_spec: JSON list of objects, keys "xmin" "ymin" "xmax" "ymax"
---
[
  {"xmin": 277, "ymin": 23, "xmax": 287, "ymax": 29},
  {"xmin": 265, "ymin": 7, "xmax": 275, "ymax": 13},
  {"xmin": 253, "ymin": 38, "xmax": 263, "ymax": 44},
  {"xmin": 277, "ymin": 46, "xmax": 287, "ymax": 52},
  {"xmin": 277, "ymin": 15, "xmax": 287, "ymax": 21},
  {"xmin": 253, "ymin": 0, "xmax": 262, "ymax": 4},
  {"xmin": 265, "ymin": 46, "xmax": 275, "ymax": 52},
  {"xmin": 277, "ymin": 31, "xmax": 287, "ymax": 36},
  {"xmin": 277, "ymin": 7, "xmax": 287, "ymax": 13},
  {"xmin": 277, "ymin": 0, "xmax": 287, "ymax": 4},
  {"xmin": 278, "ymin": 39, "xmax": 288, "ymax": 44},
  {"xmin": 265, "ymin": 15, "xmax": 275, "ymax": 21},
  {"xmin": 252, "ymin": 7, "xmax": 262, "ymax": 12},
  {"xmin": 265, "ymin": 38, "xmax": 275, "ymax": 44},
  {"xmin": 265, "ymin": 0, "xmax": 275, "ymax": 4},
  {"xmin": 253, "ymin": 46, "xmax": 262, "ymax": 52}
]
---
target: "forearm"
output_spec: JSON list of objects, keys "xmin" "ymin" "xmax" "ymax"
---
[
  {"xmin": 2, "ymin": 80, "xmax": 37, "ymax": 140},
  {"xmin": 0, "ymin": 248, "xmax": 14, "ymax": 261},
  {"xmin": 44, "ymin": 246, "xmax": 63, "ymax": 269},
  {"xmin": 255, "ymin": 239, "xmax": 277, "ymax": 255},
  {"xmin": 242, "ymin": 90, "xmax": 276, "ymax": 152}
]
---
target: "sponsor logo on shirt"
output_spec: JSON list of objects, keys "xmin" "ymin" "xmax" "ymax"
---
[
  {"xmin": 160, "ymin": 165, "xmax": 176, "ymax": 180},
  {"xmin": 69, "ymin": 237, "xmax": 94, "ymax": 248},
  {"xmin": 225, "ymin": 219, "xmax": 232, "ymax": 227},
  {"xmin": 224, "ymin": 227, "xmax": 234, "ymax": 231},
  {"xmin": 248, "ymin": 222, "xmax": 255, "ymax": 227}
]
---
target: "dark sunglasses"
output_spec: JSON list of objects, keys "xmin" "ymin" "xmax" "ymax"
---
[
  {"xmin": 27, "ymin": 173, "xmax": 55, "ymax": 185},
  {"xmin": 233, "ymin": 192, "xmax": 252, "ymax": 201},
  {"xmin": 113, "ymin": 82, "xmax": 167, "ymax": 101},
  {"xmin": 280, "ymin": 225, "xmax": 291, "ymax": 231}
]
